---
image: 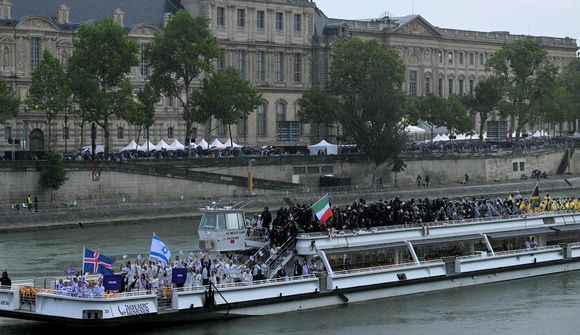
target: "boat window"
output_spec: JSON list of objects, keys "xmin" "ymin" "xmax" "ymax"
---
[
  {"xmin": 217, "ymin": 214, "xmax": 226, "ymax": 230},
  {"xmin": 238, "ymin": 213, "xmax": 246, "ymax": 228},
  {"xmin": 226, "ymin": 213, "xmax": 239, "ymax": 229},
  {"xmin": 201, "ymin": 214, "xmax": 217, "ymax": 229}
]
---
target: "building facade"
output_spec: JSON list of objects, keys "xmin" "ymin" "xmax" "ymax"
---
[{"xmin": 0, "ymin": 0, "xmax": 577, "ymax": 154}]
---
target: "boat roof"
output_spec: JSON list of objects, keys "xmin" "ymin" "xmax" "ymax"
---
[{"xmin": 199, "ymin": 206, "xmax": 246, "ymax": 213}]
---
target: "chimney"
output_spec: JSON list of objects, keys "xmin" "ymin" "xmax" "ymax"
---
[
  {"xmin": 58, "ymin": 4, "xmax": 70, "ymax": 25},
  {"xmin": 113, "ymin": 8, "xmax": 124, "ymax": 27},
  {"xmin": 0, "ymin": 0, "xmax": 12, "ymax": 20}
]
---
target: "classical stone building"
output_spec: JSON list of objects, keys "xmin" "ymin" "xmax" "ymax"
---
[{"xmin": 0, "ymin": 0, "xmax": 577, "ymax": 155}]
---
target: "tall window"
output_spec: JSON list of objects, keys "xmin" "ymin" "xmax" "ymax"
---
[
  {"xmin": 479, "ymin": 53, "xmax": 485, "ymax": 66},
  {"xmin": 166, "ymin": 96, "xmax": 174, "ymax": 108},
  {"xmin": 256, "ymin": 10, "xmax": 265, "ymax": 29},
  {"xmin": 294, "ymin": 103, "xmax": 302, "ymax": 135},
  {"xmin": 117, "ymin": 127, "xmax": 124, "ymax": 139},
  {"xmin": 256, "ymin": 51, "xmax": 265, "ymax": 81},
  {"xmin": 438, "ymin": 51, "xmax": 443, "ymax": 64},
  {"xmin": 276, "ymin": 101, "xmax": 287, "ymax": 131},
  {"xmin": 459, "ymin": 79, "xmax": 464, "ymax": 95},
  {"xmin": 293, "ymin": 53, "xmax": 302, "ymax": 82},
  {"xmin": 143, "ymin": 127, "xmax": 149, "ymax": 140},
  {"xmin": 409, "ymin": 70, "xmax": 417, "ymax": 97},
  {"xmin": 448, "ymin": 79, "xmax": 453, "ymax": 95},
  {"xmin": 237, "ymin": 50, "xmax": 246, "ymax": 78},
  {"xmin": 167, "ymin": 127, "xmax": 174, "ymax": 139},
  {"xmin": 217, "ymin": 120, "xmax": 226, "ymax": 136},
  {"xmin": 438, "ymin": 78, "xmax": 443, "ymax": 97},
  {"xmin": 276, "ymin": 12, "xmax": 284, "ymax": 30},
  {"xmin": 276, "ymin": 52, "xmax": 284, "ymax": 81},
  {"xmin": 469, "ymin": 53, "xmax": 474, "ymax": 66},
  {"xmin": 217, "ymin": 7, "xmax": 225, "ymax": 26},
  {"xmin": 139, "ymin": 44, "xmax": 150, "ymax": 77},
  {"xmin": 237, "ymin": 9, "xmax": 245, "ymax": 27},
  {"xmin": 30, "ymin": 37, "xmax": 40, "ymax": 71},
  {"xmin": 448, "ymin": 51, "xmax": 453, "ymax": 65},
  {"xmin": 237, "ymin": 117, "xmax": 248, "ymax": 137},
  {"xmin": 257, "ymin": 103, "xmax": 267, "ymax": 136},
  {"xmin": 425, "ymin": 78, "xmax": 431, "ymax": 95},
  {"xmin": 217, "ymin": 53, "xmax": 225, "ymax": 70},
  {"xmin": 459, "ymin": 52, "xmax": 464, "ymax": 65},
  {"xmin": 469, "ymin": 80, "xmax": 475, "ymax": 95},
  {"xmin": 293, "ymin": 14, "xmax": 301, "ymax": 32},
  {"xmin": 63, "ymin": 126, "xmax": 70, "ymax": 140},
  {"xmin": 4, "ymin": 126, "xmax": 11, "ymax": 139}
]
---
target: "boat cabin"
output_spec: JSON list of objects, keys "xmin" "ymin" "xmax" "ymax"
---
[{"xmin": 197, "ymin": 207, "xmax": 250, "ymax": 252}]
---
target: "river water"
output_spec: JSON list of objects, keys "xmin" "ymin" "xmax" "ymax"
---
[{"xmin": 2, "ymin": 217, "xmax": 580, "ymax": 334}]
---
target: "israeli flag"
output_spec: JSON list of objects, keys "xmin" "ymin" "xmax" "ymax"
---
[{"xmin": 150, "ymin": 233, "xmax": 171, "ymax": 265}]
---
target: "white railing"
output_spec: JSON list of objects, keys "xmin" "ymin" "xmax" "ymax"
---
[
  {"xmin": 298, "ymin": 210, "xmax": 578, "ymax": 239},
  {"xmin": 456, "ymin": 245, "xmax": 562, "ymax": 261},
  {"xmin": 173, "ymin": 274, "xmax": 318, "ymax": 294},
  {"xmin": 332, "ymin": 260, "xmax": 444, "ymax": 276}
]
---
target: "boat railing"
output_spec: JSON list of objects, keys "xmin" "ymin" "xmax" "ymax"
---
[
  {"xmin": 298, "ymin": 210, "xmax": 578, "ymax": 239},
  {"xmin": 172, "ymin": 274, "xmax": 318, "ymax": 294},
  {"xmin": 567, "ymin": 242, "xmax": 580, "ymax": 248},
  {"xmin": 332, "ymin": 260, "xmax": 445, "ymax": 277},
  {"xmin": 455, "ymin": 245, "xmax": 562, "ymax": 261}
]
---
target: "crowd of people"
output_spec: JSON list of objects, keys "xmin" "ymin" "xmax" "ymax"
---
[
  {"xmin": 404, "ymin": 136, "xmax": 575, "ymax": 154},
  {"xmin": 54, "ymin": 275, "xmax": 105, "ymax": 298},
  {"xmin": 252, "ymin": 194, "xmax": 580, "ymax": 239}
]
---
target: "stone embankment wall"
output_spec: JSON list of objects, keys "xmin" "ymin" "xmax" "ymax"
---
[{"xmin": 0, "ymin": 149, "xmax": 571, "ymax": 204}]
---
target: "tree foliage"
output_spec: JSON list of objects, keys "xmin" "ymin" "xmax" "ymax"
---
[
  {"xmin": 122, "ymin": 82, "xmax": 159, "ymax": 143},
  {"xmin": 297, "ymin": 86, "xmax": 340, "ymax": 141},
  {"xmin": 486, "ymin": 38, "xmax": 549, "ymax": 137},
  {"xmin": 330, "ymin": 39, "xmax": 411, "ymax": 166},
  {"xmin": 68, "ymin": 19, "xmax": 139, "ymax": 154},
  {"xmin": 414, "ymin": 94, "xmax": 447, "ymax": 138},
  {"xmin": 27, "ymin": 50, "xmax": 71, "ymax": 150},
  {"xmin": 40, "ymin": 152, "xmax": 68, "ymax": 203},
  {"xmin": 193, "ymin": 67, "xmax": 262, "ymax": 145},
  {"xmin": 460, "ymin": 76, "xmax": 503, "ymax": 140},
  {"xmin": 0, "ymin": 79, "xmax": 19, "ymax": 124},
  {"xmin": 147, "ymin": 10, "xmax": 222, "ymax": 146}
]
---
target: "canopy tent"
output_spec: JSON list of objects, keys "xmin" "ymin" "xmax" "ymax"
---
[
  {"xmin": 81, "ymin": 145, "xmax": 104, "ymax": 154},
  {"xmin": 574, "ymin": 132, "xmax": 580, "ymax": 139},
  {"xmin": 404, "ymin": 125, "xmax": 426, "ymax": 134},
  {"xmin": 308, "ymin": 139, "xmax": 338, "ymax": 155},
  {"xmin": 532, "ymin": 130, "xmax": 547, "ymax": 138},
  {"xmin": 209, "ymin": 138, "xmax": 226, "ymax": 149},
  {"xmin": 440, "ymin": 133, "xmax": 450, "ymax": 141},
  {"xmin": 455, "ymin": 133, "xmax": 466, "ymax": 140},
  {"xmin": 432, "ymin": 134, "xmax": 444, "ymax": 142},
  {"xmin": 223, "ymin": 138, "xmax": 243, "ymax": 148},
  {"xmin": 168, "ymin": 139, "xmax": 184, "ymax": 151},
  {"xmin": 120, "ymin": 140, "xmax": 137, "ymax": 152},
  {"xmin": 196, "ymin": 139, "xmax": 209, "ymax": 150},
  {"xmin": 137, "ymin": 140, "xmax": 156, "ymax": 152},
  {"xmin": 154, "ymin": 139, "xmax": 170, "ymax": 151}
]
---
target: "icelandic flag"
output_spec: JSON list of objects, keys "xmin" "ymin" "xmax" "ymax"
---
[
  {"xmin": 83, "ymin": 247, "xmax": 115, "ymax": 275},
  {"xmin": 150, "ymin": 233, "xmax": 171, "ymax": 265}
]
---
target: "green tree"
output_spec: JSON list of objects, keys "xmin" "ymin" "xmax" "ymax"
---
[
  {"xmin": 122, "ymin": 82, "xmax": 159, "ymax": 143},
  {"xmin": 558, "ymin": 58, "xmax": 580, "ymax": 132},
  {"xmin": 415, "ymin": 94, "xmax": 447, "ymax": 138},
  {"xmin": 68, "ymin": 19, "xmax": 139, "ymax": 154},
  {"xmin": 330, "ymin": 39, "xmax": 411, "ymax": 167},
  {"xmin": 486, "ymin": 38, "xmax": 548, "ymax": 138},
  {"xmin": 0, "ymin": 79, "xmax": 20, "ymax": 124},
  {"xmin": 297, "ymin": 86, "xmax": 340, "ymax": 142},
  {"xmin": 27, "ymin": 50, "xmax": 71, "ymax": 150},
  {"xmin": 442, "ymin": 95, "xmax": 474, "ymax": 135},
  {"xmin": 40, "ymin": 152, "xmax": 68, "ymax": 204},
  {"xmin": 147, "ymin": 10, "xmax": 222, "ymax": 151},
  {"xmin": 460, "ymin": 76, "xmax": 503, "ymax": 140},
  {"xmin": 531, "ymin": 64, "xmax": 565, "ymax": 135},
  {"xmin": 193, "ymin": 67, "xmax": 262, "ymax": 147}
]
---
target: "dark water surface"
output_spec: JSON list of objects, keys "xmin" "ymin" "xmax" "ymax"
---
[{"xmin": 2, "ymin": 217, "xmax": 580, "ymax": 334}]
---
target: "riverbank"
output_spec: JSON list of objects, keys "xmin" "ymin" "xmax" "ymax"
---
[{"xmin": 0, "ymin": 175, "xmax": 578, "ymax": 233}]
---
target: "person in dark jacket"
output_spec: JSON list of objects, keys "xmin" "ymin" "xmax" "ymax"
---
[
  {"xmin": 0, "ymin": 271, "xmax": 11, "ymax": 287},
  {"xmin": 261, "ymin": 207, "xmax": 272, "ymax": 232}
]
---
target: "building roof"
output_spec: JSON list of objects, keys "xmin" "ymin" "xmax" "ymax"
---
[{"xmin": 10, "ymin": 0, "xmax": 182, "ymax": 28}]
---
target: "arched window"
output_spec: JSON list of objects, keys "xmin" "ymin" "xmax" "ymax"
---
[
  {"xmin": 294, "ymin": 103, "xmax": 302, "ymax": 135},
  {"xmin": 256, "ymin": 102, "xmax": 268, "ymax": 137},
  {"xmin": 276, "ymin": 100, "xmax": 287, "ymax": 123}
]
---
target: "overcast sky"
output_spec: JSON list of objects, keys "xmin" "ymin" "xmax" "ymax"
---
[{"xmin": 313, "ymin": 0, "xmax": 580, "ymax": 44}]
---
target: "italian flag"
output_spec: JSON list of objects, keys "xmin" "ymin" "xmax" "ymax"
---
[{"xmin": 312, "ymin": 194, "xmax": 333, "ymax": 224}]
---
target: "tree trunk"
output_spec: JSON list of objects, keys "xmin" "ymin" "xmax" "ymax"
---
[
  {"xmin": 509, "ymin": 114, "xmax": 515, "ymax": 138},
  {"xmin": 478, "ymin": 113, "xmax": 485, "ymax": 141},
  {"xmin": 228, "ymin": 124, "xmax": 233, "ymax": 148},
  {"xmin": 80, "ymin": 121, "xmax": 85, "ymax": 149},
  {"xmin": 47, "ymin": 119, "xmax": 53, "ymax": 151},
  {"xmin": 104, "ymin": 116, "xmax": 110, "ymax": 155},
  {"xmin": 185, "ymin": 121, "xmax": 192, "ymax": 158}
]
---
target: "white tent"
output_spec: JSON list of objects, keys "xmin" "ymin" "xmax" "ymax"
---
[
  {"xmin": 154, "ymin": 139, "xmax": 170, "ymax": 151},
  {"xmin": 308, "ymin": 140, "xmax": 338, "ymax": 155},
  {"xmin": 209, "ymin": 138, "xmax": 226, "ymax": 149},
  {"xmin": 432, "ymin": 134, "xmax": 444, "ymax": 142},
  {"xmin": 574, "ymin": 132, "xmax": 580, "ymax": 139},
  {"xmin": 120, "ymin": 140, "xmax": 137, "ymax": 152},
  {"xmin": 532, "ymin": 130, "xmax": 543, "ymax": 138},
  {"xmin": 455, "ymin": 133, "xmax": 466, "ymax": 140},
  {"xmin": 196, "ymin": 139, "xmax": 209, "ymax": 150},
  {"xmin": 440, "ymin": 133, "xmax": 450, "ymax": 141},
  {"xmin": 405, "ymin": 125, "xmax": 426, "ymax": 134},
  {"xmin": 137, "ymin": 140, "xmax": 156, "ymax": 152},
  {"xmin": 168, "ymin": 139, "xmax": 185, "ymax": 151},
  {"xmin": 81, "ymin": 145, "xmax": 104, "ymax": 154},
  {"xmin": 223, "ymin": 138, "xmax": 243, "ymax": 148}
]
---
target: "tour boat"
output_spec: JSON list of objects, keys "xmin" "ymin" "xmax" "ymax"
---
[{"xmin": 1, "ymin": 207, "xmax": 580, "ymax": 326}]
